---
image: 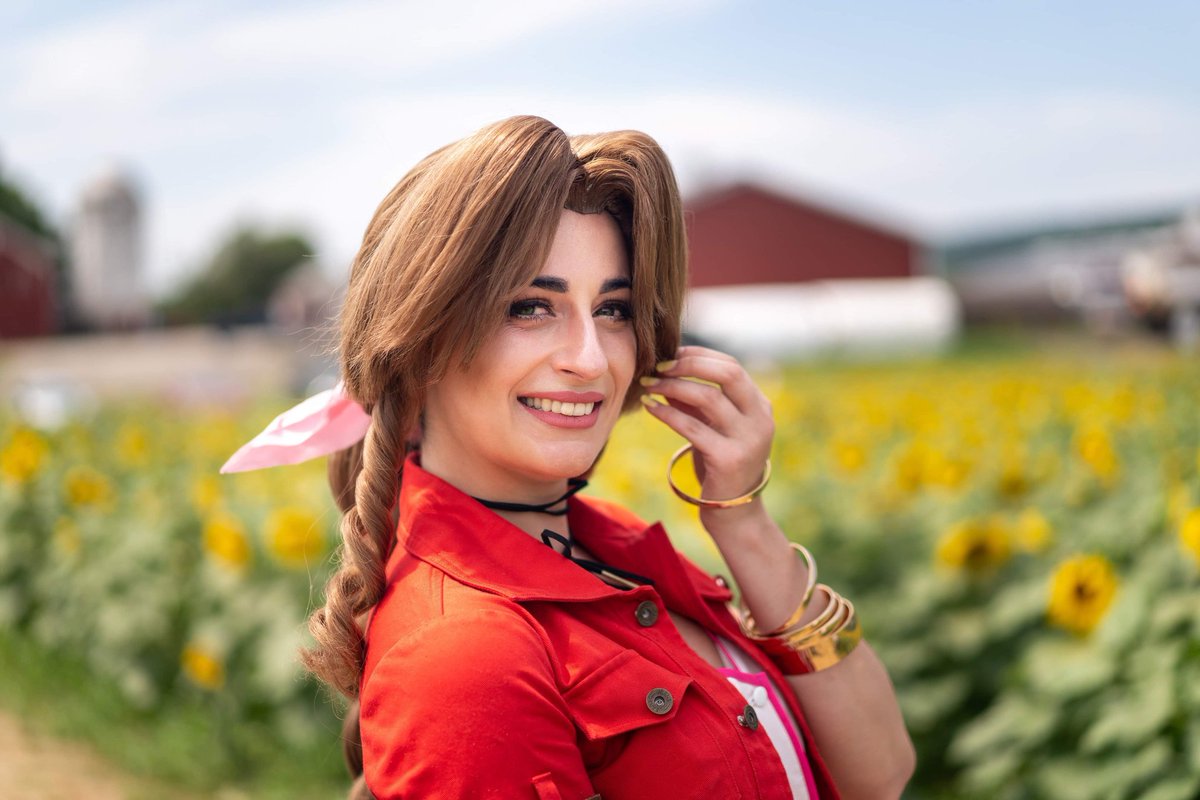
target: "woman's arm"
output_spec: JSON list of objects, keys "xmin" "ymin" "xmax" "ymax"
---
[
  {"xmin": 641, "ymin": 346, "xmax": 915, "ymax": 799},
  {"xmin": 704, "ymin": 504, "xmax": 915, "ymax": 800}
]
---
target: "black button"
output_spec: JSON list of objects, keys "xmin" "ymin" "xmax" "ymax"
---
[
  {"xmin": 646, "ymin": 688, "xmax": 674, "ymax": 715},
  {"xmin": 635, "ymin": 600, "xmax": 659, "ymax": 627},
  {"xmin": 737, "ymin": 704, "xmax": 759, "ymax": 730}
]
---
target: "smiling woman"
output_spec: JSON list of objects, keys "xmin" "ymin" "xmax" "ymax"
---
[{"xmin": 222, "ymin": 115, "xmax": 912, "ymax": 799}]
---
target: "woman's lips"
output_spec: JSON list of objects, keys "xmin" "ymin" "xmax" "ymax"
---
[{"xmin": 518, "ymin": 396, "xmax": 602, "ymax": 429}]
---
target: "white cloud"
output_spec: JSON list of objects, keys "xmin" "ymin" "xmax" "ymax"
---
[
  {"xmin": 3, "ymin": 3, "xmax": 1197, "ymax": 297},
  {"xmin": 58, "ymin": 87, "xmax": 1200, "ymax": 295},
  {"xmin": 175, "ymin": 88, "xmax": 1200, "ymax": 291},
  {"xmin": 211, "ymin": 0, "xmax": 720, "ymax": 74}
]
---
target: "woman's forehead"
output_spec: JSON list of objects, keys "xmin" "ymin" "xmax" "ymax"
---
[{"xmin": 535, "ymin": 210, "xmax": 630, "ymax": 284}]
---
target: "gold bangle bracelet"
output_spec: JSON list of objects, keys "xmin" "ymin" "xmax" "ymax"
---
[
  {"xmin": 776, "ymin": 588, "xmax": 845, "ymax": 646},
  {"xmin": 793, "ymin": 603, "xmax": 862, "ymax": 671},
  {"xmin": 667, "ymin": 444, "xmax": 771, "ymax": 509},
  {"xmin": 741, "ymin": 584, "xmax": 837, "ymax": 643},
  {"xmin": 784, "ymin": 592, "xmax": 849, "ymax": 648},
  {"xmin": 754, "ymin": 595, "xmax": 862, "ymax": 674},
  {"xmin": 737, "ymin": 543, "xmax": 818, "ymax": 638}
]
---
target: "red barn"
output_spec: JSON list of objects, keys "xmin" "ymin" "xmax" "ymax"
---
[
  {"xmin": 0, "ymin": 217, "xmax": 58, "ymax": 338},
  {"xmin": 684, "ymin": 183, "xmax": 923, "ymax": 287}
]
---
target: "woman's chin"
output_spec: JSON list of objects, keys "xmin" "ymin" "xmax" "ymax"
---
[{"xmin": 523, "ymin": 445, "xmax": 606, "ymax": 483}]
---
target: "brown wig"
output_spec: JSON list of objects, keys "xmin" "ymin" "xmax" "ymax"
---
[{"xmin": 299, "ymin": 115, "xmax": 687, "ymax": 797}]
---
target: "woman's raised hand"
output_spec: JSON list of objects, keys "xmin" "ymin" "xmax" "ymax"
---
[{"xmin": 639, "ymin": 345, "xmax": 775, "ymax": 521}]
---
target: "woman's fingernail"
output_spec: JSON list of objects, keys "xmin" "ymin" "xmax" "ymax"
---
[
  {"xmin": 638, "ymin": 376, "xmax": 660, "ymax": 387},
  {"xmin": 640, "ymin": 394, "xmax": 661, "ymax": 408},
  {"xmin": 655, "ymin": 359, "xmax": 678, "ymax": 372}
]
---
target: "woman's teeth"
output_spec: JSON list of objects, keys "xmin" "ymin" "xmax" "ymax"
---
[{"xmin": 520, "ymin": 397, "xmax": 596, "ymax": 416}]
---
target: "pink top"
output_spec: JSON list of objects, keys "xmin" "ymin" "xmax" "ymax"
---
[{"xmin": 711, "ymin": 633, "xmax": 818, "ymax": 800}]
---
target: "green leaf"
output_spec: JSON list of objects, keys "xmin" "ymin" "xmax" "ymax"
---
[
  {"xmin": 1095, "ymin": 580, "xmax": 1149, "ymax": 651},
  {"xmin": 1148, "ymin": 589, "xmax": 1200, "ymax": 637},
  {"xmin": 941, "ymin": 609, "xmax": 991, "ymax": 659},
  {"xmin": 1126, "ymin": 640, "xmax": 1184, "ymax": 683},
  {"xmin": 1034, "ymin": 756, "xmax": 1124, "ymax": 800},
  {"xmin": 948, "ymin": 694, "xmax": 1057, "ymax": 765},
  {"xmin": 898, "ymin": 673, "xmax": 970, "ymax": 732},
  {"xmin": 1081, "ymin": 678, "xmax": 1174, "ymax": 752},
  {"xmin": 1186, "ymin": 717, "xmax": 1200, "ymax": 773},
  {"xmin": 1123, "ymin": 740, "xmax": 1175, "ymax": 796},
  {"xmin": 1023, "ymin": 636, "xmax": 1118, "ymax": 700},
  {"xmin": 1139, "ymin": 775, "xmax": 1200, "ymax": 800},
  {"xmin": 987, "ymin": 575, "xmax": 1051, "ymax": 637},
  {"xmin": 958, "ymin": 749, "xmax": 1024, "ymax": 795}
]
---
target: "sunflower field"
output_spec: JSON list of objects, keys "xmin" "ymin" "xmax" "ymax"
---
[{"xmin": 2, "ymin": 336, "xmax": 1199, "ymax": 799}]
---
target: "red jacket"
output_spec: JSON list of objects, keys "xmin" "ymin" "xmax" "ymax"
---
[{"xmin": 360, "ymin": 455, "xmax": 839, "ymax": 799}]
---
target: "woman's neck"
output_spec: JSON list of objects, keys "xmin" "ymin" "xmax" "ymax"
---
[
  {"xmin": 416, "ymin": 449, "xmax": 572, "ymax": 540},
  {"xmin": 492, "ymin": 508, "xmax": 570, "ymax": 541}
]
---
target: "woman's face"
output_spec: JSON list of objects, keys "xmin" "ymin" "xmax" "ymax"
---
[{"xmin": 421, "ymin": 209, "xmax": 637, "ymax": 497}]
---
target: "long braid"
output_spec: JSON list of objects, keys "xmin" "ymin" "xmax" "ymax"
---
[{"xmin": 300, "ymin": 391, "xmax": 408, "ymax": 698}]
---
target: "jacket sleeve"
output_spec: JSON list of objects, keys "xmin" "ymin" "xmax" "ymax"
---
[{"xmin": 360, "ymin": 607, "xmax": 597, "ymax": 799}]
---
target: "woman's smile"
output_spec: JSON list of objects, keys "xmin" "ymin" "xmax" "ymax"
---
[{"xmin": 518, "ymin": 392, "xmax": 604, "ymax": 428}]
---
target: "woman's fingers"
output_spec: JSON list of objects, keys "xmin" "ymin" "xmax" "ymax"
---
[
  {"xmin": 675, "ymin": 344, "xmax": 738, "ymax": 364},
  {"xmin": 640, "ymin": 375, "xmax": 739, "ymax": 434},
  {"xmin": 642, "ymin": 345, "xmax": 776, "ymax": 498},
  {"xmin": 639, "ymin": 394, "xmax": 723, "ymax": 453},
  {"xmin": 656, "ymin": 352, "xmax": 766, "ymax": 417}
]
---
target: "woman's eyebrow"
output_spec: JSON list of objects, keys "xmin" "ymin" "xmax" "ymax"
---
[
  {"xmin": 529, "ymin": 276, "xmax": 632, "ymax": 294},
  {"xmin": 530, "ymin": 276, "xmax": 568, "ymax": 292}
]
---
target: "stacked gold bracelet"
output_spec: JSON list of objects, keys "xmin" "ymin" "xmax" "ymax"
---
[{"xmin": 737, "ymin": 543, "xmax": 863, "ymax": 674}]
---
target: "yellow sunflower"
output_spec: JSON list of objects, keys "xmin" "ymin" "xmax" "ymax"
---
[
  {"xmin": 203, "ymin": 512, "xmax": 253, "ymax": 573},
  {"xmin": 181, "ymin": 641, "xmax": 225, "ymax": 690},
  {"xmin": 63, "ymin": 465, "xmax": 114, "ymax": 508},
  {"xmin": 1047, "ymin": 554, "xmax": 1118, "ymax": 635},
  {"xmin": 935, "ymin": 516, "xmax": 1012, "ymax": 573},
  {"xmin": 266, "ymin": 506, "xmax": 326, "ymax": 569},
  {"xmin": 1, "ymin": 428, "xmax": 48, "ymax": 484},
  {"xmin": 1014, "ymin": 508, "xmax": 1053, "ymax": 553},
  {"xmin": 1179, "ymin": 508, "xmax": 1200, "ymax": 566}
]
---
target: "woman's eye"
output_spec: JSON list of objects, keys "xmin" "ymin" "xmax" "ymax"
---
[
  {"xmin": 597, "ymin": 301, "xmax": 633, "ymax": 322},
  {"xmin": 509, "ymin": 299, "xmax": 552, "ymax": 320}
]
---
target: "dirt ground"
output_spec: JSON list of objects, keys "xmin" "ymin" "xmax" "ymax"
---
[{"xmin": 0, "ymin": 710, "xmax": 204, "ymax": 800}]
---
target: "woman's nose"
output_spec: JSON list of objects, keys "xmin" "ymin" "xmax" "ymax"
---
[{"xmin": 555, "ymin": 315, "xmax": 607, "ymax": 380}]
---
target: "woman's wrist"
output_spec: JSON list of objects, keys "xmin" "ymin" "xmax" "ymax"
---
[
  {"xmin": 706, "ymin": 509, "xmax": 825, "ymax": 633},
  {"xmin": 698, "ymin": 495, "xmax": 772, "ymax": 542}
]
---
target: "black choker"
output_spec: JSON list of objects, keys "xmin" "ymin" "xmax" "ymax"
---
[
  {"xmin": 539, "ymin": 529, "xmax": 654, "ymax": 591},
  {"xmin": 471, "ymin": 478, "xmax": 588, "ymax": 517},
  {"xmin": 472, "ymin": 479, "xmax": 653, "ymax": 590}
]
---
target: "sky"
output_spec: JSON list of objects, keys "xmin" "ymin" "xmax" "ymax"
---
[{"xmin": 2, "ymin": 0, "xmax": 1198, "ymax": 297}]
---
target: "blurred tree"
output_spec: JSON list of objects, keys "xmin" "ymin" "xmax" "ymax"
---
[
  {"xmin": 157, "ymin": 226, "xmax": 315, "ymax": 326},
  {"xmin": 0, "ymin": 173, "xmax": 56, "ymax": 241},
  {"xmin": 0, "ymin": 169, "xmax": 77, "ymax": 331}
]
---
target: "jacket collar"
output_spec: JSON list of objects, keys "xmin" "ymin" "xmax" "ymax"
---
[{"xmin": 394, "ymin": 453, "xmax": 732, "ymax": 627}]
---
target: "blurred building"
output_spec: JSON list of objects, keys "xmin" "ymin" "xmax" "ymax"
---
[
  {"xmin": 70, "ymin": 165, "xmax": 150, "ymax": 330},
  {"xmin": 0, "ymin": 215, "xmax": 58, "ymax": 338},
  {"xmin": 266, "ymin": 262, "xmax": 342, "ymax": 335},
  {"xmin": 686, "ymin": 183, "xmax": 923, "ymax": 286},
  {"xmin": 939, "ymin": 209, "xmax": 1181, "ymax": 332},
  {"xmin": 682, "ymin": 183, "xmax": 958, "ymax": 358},
  {"xmin": 1121, "ymin": 207, "xmax": 1200, "ymax": 346}
]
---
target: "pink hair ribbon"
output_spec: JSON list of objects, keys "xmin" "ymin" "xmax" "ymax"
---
[{"xmin": 219, "ymin": 381, "xmax": 371, "ymax": 473}]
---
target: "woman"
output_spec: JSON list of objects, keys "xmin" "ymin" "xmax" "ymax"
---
[{"xmin": 224, "ymin": 115, "xmax": 913, "ymax": 798}]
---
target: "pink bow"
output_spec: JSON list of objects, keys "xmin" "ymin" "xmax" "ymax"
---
[{"xmin": 219, "ymin": 381, "xmax": 371, "ymax": 473}]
